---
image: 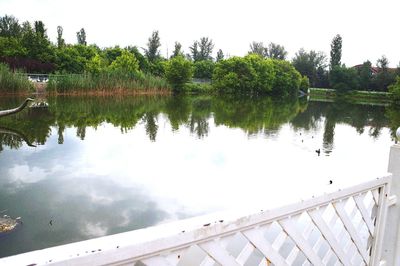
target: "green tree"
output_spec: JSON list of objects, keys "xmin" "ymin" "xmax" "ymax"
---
[
  {"xmin": 171, "ymin": 42, "xmax": 184, "ymax": 58},
  {"xmin": 0, "ymin": 36, "xmax": 27, "ymax": 57},
  {"xmin": 76, "ymin": 28, "xmax": 87, "ymax": 45},
  {"xmin": 267, "ymin": 42, "xmax": 287, "ymax": 60},
  {"xmin": 144, "ymin": 30, "xmax": 161, "ymax": 62},
  {"xmin": 216, "ymin": 49, "xmax": 224, "ymax": 62},
  {"xmin": 55, "ymin": 46, "xmax": 87, "ymax": 73},
  {"xmin": 330, "ymin": 34, "xmax": 342, "ymax": 69},
  {"xmin": 20, "ymin": 21, "xmax": 55, "ymax": 62},
  {"xmin": 292, "ymin": 48, "xmax": 327, "ymax": 87},
  {"xmin": 373, "ymin": 55, "xmax": 396, "ymax": 91},
  {"xmin": 109, "ymin": 50, "xmax": 140, "ymax": 75},
  {"xmin": 34, "ymin": 21, "xmax": 46, "ymax": 38},
  {"xmin": 164, "ymin": 56, "xmax": 193, "ymax": 92},
  {"xmin": 249, "ymin": 41, "xmax": 267, "ymax": 58},
  {"xmin": 389, "ymin": 77, "xmax": 400, "ymax": 103},
  {"xmin": 57, "ymin": 26, "xmax": 65, "ymax": 48},
  {"xmin": 329, "ymin": 65, "xmax": 359, "ymax": 93},
  {"xmin": 85, "ymin": 53, "xmax": 107, "ymax": 74},
  {"xmin": 126, "ymin": 46, "xmax": 149, "ymax": 72},
  {"xmin": 357, "ymin": 61, "xmax": 373, "ymax": 90},
  {"xmin": 271, "ymin": 59, "xmax": 301, "ymax": 96},
  {"xmin": 190, "ymin": 37, "xmax": 214, "ymax": 62},
  {"xmin": 193, "ymin": 60, "xmax": 214, "ymax": 79},
  {"xmin": 0, "ymin": 15, "xmax": 21, "ymax": 37}
]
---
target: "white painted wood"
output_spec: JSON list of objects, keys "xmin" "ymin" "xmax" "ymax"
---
[
  {"xmin": 354, "ymin": 194, "xmax": 375, "ymax": 235},
  {"xmin": 0, "ymin": 177, "xmax": 391, "ymax": 266},
  {"xmin": 333, "ymin": 201, "xmax": 368, "ymax": 263},
  {"xmin": 243, "ymin": 229, "xmax": 288, "ymax": 266},
  {"xmin": 141, "ymin": 256, "xmax": 174, "ymax": 266},
  {"xmin": 308, "ymin": 209, "xmax": 353, "ymax": 266},
  {"xmin": 279, "ymin": 218, "xmax": 324, "ymax": 265},
  {"xmin": 235, "ymin": 241, "xmax": 255, "ymax": 265},
  {"xmin": 198, "ymin": 240, "xmax": 240, "ymax": 266}
]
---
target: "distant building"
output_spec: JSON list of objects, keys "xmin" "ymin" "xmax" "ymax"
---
[{"xmin": 352, "ymin": 64, "xmax": 398, "ymax": 75}]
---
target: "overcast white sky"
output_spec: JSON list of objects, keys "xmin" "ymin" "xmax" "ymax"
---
[{"xmin": 1, "ymin": 0, "xmax": 399, "ymax": 67}]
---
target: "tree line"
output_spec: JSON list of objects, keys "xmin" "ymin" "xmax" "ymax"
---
[{"xmin": 0, "ymin": 14, "xmax": 399, "ymax": 95}]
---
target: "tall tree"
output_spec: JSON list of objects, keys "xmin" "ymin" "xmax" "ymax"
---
[
  {"xmin": 249, "ymin": 41, "xmax": 267, "ymax": 58},
  {"xmin": 190, "ymin": 37, "xmax": 214, "ymax": 62},
  {"xmin": 374, "ymin": 55, "xmax": 395, "ymax": 91},
  {"xmin": 76, "ymin": 28, "xmax": 87, "ymax": 45},
  {"xmin": 216, "ymin": 49, "xmax": 224, "ymax": 61},
  {"xmin": 267, "ymin": 42, "xmax": 287, "ymax": 60},
  {"xmin": 34, "ymin": 21, "xmax": 46, "ymax": 38},
  {"xmin": 144, "ymin": 30, "xmax": 161, "ymax": 62},
  {"xmin": 0, "ymin": 15, "xmax": 21, "ymax": 37},
  {"xmin": 171, "ymin": 41, "xmax": 183, "ymax": 58},
  {"xmin": 330, "ymin": 34, "xmax": 342, "ymax": 69},
  {"xmin": 57, "ymin": 26, "xmax": 65, "ymax": 48},
  {"xmin": 358, "ymin": 60, "xmax": 373, "ymax": 90},
  {"xmin": 292, "ymin": 48, "xmax": 327, "ymax": 87}
]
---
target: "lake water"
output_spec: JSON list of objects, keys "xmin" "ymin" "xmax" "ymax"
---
[{"xmin": 0, "ymin": 95, "xmax": 399, "ymax": 258}]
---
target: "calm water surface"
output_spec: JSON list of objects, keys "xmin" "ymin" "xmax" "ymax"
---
[{"xmin": 0, "ymin": 95, "xmax": 399, "ymax": 258}]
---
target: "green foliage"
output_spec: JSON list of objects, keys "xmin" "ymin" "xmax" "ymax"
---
[
  {"xmin": 373, "ymin": 55, "xmax": 396, "ymax": 91},
  {"xmin": 292, "ymin": 48, "xmax": 327, "ymax": 87},
  {"xmin": 85, "ymin": 54, "xmax": 107, "ymax": 74},
  {"xmin": 171, "ymin": 42, "xmax": 184, "ymax": 58},
  {"xmin": 389, "ymin": 77, "xmax": 400, "ymax": 104},
  {"xmin": 330, "ymin": 34, "xmax": 342, "ymax": 68},
  {"xmin": 249, "ymin": 41, "xmax": 268, "ymax": 58},
  {"xmin": 267, "ymin": 42, "xmax": 287, "ymax": 60},
  {"xmin": 164, "ymin": 56, "xmax": 193, "ymax": 92},
  {"xmin": 216, "ymin": 49, "xmax": 224, "ymax": 62},
  {"xmin": 190, "ymin": 37, "xmax": 214, "ymax": 62},
  {"xmin": 184, "ymin": 82, "xmax": 215, "ymax": 93},
  {"xmin": 213, "ymin": 55, "xmax": 301, "ymax": 96},
  {"xmin": 76, "ymin": 28, "xmax": 87, "ymax": 45},
  {"xmin": 144, "ymin": 31, "xmax": 161, "ymax": 62},
  {"xmin": 55, "ymin": 46, "xmax": 87, "ymax": 73},
  {"xmin": 357, "ymin": 61, "xmax": 373, "ymax": 90},
  {"xmin": 0, "ymin": 63, "xmax": 33, "ymax": 93},
  {"xmin": 57, "ymin": 26, "xmax": 65, "ymax": 48},
  {"xmin": 329, "ymin": 65, "xmax": 359, "ymax": 93},
  {"xmin": 271, "ymin": 59, "xmax": 301, "ymax": 96},
  {"xmin": 109, "ymin": 50, "xmax": 140, "ymax": 75},
  {"xmin": 126, "ymin": 46, "xmax": 150, "ymax": 72},
  {"xmin": 0, "ymin": 15, "xmax": 21, "ymax": 37},
  {"xmin": 300, "ymin": 76, "xmax": 310, "ymax": 91},
  {"xmin": 47, "ymin": 72, "xmax": 169, "ymax": 92},
  {"xmin": 193, "ymin": 60, "xmax": 214, "ymax": 79},
  {"xmin": 0, "ymin": 36, "xmax": 27, "ymax": 57}
]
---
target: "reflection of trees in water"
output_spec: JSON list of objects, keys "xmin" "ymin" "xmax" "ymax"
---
[
  {"xmin": 0, "ymin": 96, "xmax": 396, "ymax": 152},
  {"xmin": 291, "ymin": 100, "xmax": 390, "ymax": 154}
]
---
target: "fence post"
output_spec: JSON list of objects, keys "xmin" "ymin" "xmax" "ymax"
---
[{"xmin": 381, "ymin": 128, "xmax": 400, "ymax": 265}]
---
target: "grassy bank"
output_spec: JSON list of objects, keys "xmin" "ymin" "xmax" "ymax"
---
[
  {"xmin": 46, "ymin": 72, "xmax": 171, "ymax": 95},
  {"xmin": 309, "ymin": 88, "xmax": 392, "ymax": 104},
  {"xmin": 0, "ymin": 64, "xmax": 34, "ymax": 94}
]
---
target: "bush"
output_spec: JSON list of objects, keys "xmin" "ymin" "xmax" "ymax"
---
[
  {"xmin": 329, "ymin": 65, "xmax": 359, "ymax": 93},
  {"xmin": 193, "ymin": 60, "xmax": 214, "ymax": 79},
  {"xmin": 299, "ymin": 76, "xmax": 310, "ymax": 92},
  {"xmin": 389, "ymin": 77, "xmax": 400, "ymax": 104},
  {"xmin": 164, "ymin": 56, "xmax": 193, "ymax": 93},
  {"xmin": 212, "ymin": 55, "xmax": 302, "ymax": 96}
]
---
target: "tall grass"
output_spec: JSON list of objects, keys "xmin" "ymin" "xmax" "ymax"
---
[
  {"xmin": 47, "ymin": 72, "xmax": 171, "ymax": 94},
  {"xmin": 0, "ymin": 63, "xmax": 33, "ymax": 93}
]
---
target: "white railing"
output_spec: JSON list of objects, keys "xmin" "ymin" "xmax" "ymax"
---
[{"xmin": 1, "ymin": 141, "xmax": 400, "ymax": 266}]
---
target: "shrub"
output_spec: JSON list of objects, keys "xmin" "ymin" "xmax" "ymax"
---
[{"xmin": 164, "ymin": 56, "xmax": 193, "ymax": 93}]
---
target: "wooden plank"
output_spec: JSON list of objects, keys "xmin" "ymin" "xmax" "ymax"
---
[
  {"xmin": 199, "ymin": 240, "xmax": 240, "ymax": 266},
  {"xmin": 279, "ymin": 219, "xmax": 324, "ymax": 266},
  {"xmin": 308, "ymin": 209, "xmax": 353, "ymax": 265},
  {"xmin": 243, "ymin": 229, "xmax": 289, "ymax": 266}
]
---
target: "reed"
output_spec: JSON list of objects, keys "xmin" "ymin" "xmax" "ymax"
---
[
  {"xmin": 0, "ymin": 64, "xmax": 33, "ymax": 93},
  {"xmin": 47, "ymin": 72, "xmax": 171, "ymax": 94}
]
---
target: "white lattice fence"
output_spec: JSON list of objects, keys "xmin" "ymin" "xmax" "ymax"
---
[{"xmin": 125, "ymin": 179, "xmax": 389, "ymax": 266}]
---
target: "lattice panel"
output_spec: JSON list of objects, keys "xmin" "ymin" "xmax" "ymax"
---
[{"xmin": 133, "ymin": 186, "xmax": 385, "ymax": 266}]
